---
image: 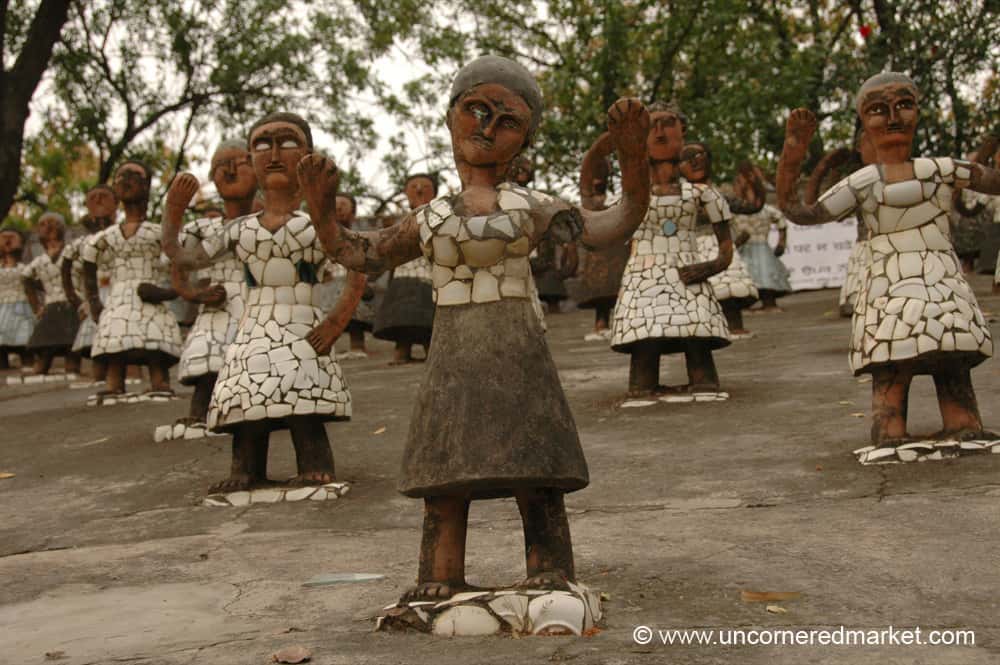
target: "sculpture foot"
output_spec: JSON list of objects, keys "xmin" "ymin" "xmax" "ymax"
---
[
  {"xmin": 400, "ymin": 582, "xmax": 475, "ymax": 603},
  {"xmin": 208, "ymin": 474, "xmax": 258, "ymax": 494},
  {"xmin": 516, "ymin": 569, "xmax": 572, "ymax": 592},
  {"xmin": 289, "ymin": 470, "xmax": 336, "ymax": 486}
]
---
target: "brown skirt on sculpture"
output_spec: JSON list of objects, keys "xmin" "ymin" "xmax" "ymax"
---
[{"xmin": 398, "ymin": 298, "xmax": 589, "ymax": 499}]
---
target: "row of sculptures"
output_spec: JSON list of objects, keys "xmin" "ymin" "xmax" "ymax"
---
[{"xmin": 1, "ymin": 57, "xmax": 999, "ymax": 633}]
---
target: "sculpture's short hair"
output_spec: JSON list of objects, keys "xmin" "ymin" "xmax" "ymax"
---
[
  {"xmin": 855, "ymin": 72, "xmax": 918, "ymax": 114},
  {"xmin": 248, "ymin": 112, "xmax": 314, "ymax": 149}
]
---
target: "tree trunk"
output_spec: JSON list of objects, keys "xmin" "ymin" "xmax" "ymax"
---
[{"xmin": 0, "ymin": 0, "xmax": 73, "ymax": 221}]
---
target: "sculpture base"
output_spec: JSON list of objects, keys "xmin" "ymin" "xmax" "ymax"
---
[
  {"xmin": 376, "ymin": 583, "xmax": 602, "ymax": 637},
  {"xmin": 203, "ymin": 481, "xmax": 350, "ymax": 506},
  {"xmin": 154, "ymin": 421, "xmax": 224, "ymax": 442},
  {"xmin": 854, "ymin": 438, "xmax": 1000, "ymax": 464},
  {"xmin": 6, "ymin": 372, "xmax": 78, "ymax": 385},
  {"xmin": 87, "ymin": 390, "xmax": 178, "ymax": 406}
]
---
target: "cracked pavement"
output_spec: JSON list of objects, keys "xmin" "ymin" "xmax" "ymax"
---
[{"xmin": 1, "ymin": 280, "xmax": 999, "ymax": 664}]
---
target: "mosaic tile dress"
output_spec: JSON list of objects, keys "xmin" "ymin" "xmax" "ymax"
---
[
  {"xmin": 373, "ymin": 253, "xmax": 435, "ymax": 344},
  {"xmin": 399, "ymin": 183, "xmax": 587, "ymax": 498},
  {"xmin": 610, "ymin": 181, "xmax": 732, "ymax": 353},
  {"xmin": 735, "ymin": 204, "xmax": 792, "ymax": 294},
  {"xmin": 176, "ymin": 217, "xmax": 247, "ymax": 384},
  {"xmin": 202, "ymin": 211, "xmax": 351, "ymax": 432},
  {"xmin": 838, "ymin": 219, "xmax": 870, "ymax": 312},
  {"xmin": 695, "ymin": 221, "xmax": 758, "ymax": 307},
  {"xmin": 0, "ymin": 265, "xmax": 34, "ymax": 349},
  {"xmin": 62, "ymin": 235, "xmax": 109, "ymax": 355},
  {"xmin": 23, "ymin": 251, "xmax": 79, "ymax": 350},
  {"xmin": 814, "ymin": 158, "xmax": 992, "ymax": 374},
  {"xmin": 82, "ymin": 222, "xmax": 183, "ymax": 361}
]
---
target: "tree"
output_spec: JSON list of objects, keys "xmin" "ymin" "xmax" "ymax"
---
[{"xmin": 0, "ymin": 0, "xmax": 73, "ymax": 223}]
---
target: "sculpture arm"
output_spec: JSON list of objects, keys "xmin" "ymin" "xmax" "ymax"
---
[
  {"xmin": 61, "ymin": 258, "xmax": 82, "ymax": 310},
  {"xmin": 306, "ymin": 270, "xmax": 367, "ymax": 354}
]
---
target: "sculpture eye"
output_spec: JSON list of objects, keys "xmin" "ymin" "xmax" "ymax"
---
[
  {"xmin": 867, "ymin": 103, "xmax": 888, "ymax": 115},
  {"xmin": 253, "ymin": 140, "xmax": 270, "ymax": 152},
  {"xmin": 468, "ymin": 103, "xmax": 489, "ymax": 120},
  {"xmin": 280, "ymin": 139, "xmax": 300, "ymax": 149}
]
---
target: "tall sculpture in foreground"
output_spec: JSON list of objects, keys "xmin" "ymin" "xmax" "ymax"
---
[
  {"xmin": 298, "ymin": 55, "xmax": 650, "ymax": 635},
  {"xmin": 777, "ymin": 72, "xmax": 999, "ymax": 462}
]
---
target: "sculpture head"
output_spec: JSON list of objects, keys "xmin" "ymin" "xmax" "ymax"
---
[
  {"xmin": 247, "ymin": 112, "xmax": 313, "ymax": 195},
  {"xmin": 335, "ymin": 194, "xmax": 357, "ymax": 227},
  {"xmin": 404, "ymin": 174, "xmax": 438, "ymax": 209},
  {"xmin": 0, "ymin": 228, "xmax": 25, "ymax": 259},
  {"xmin": 210, "ymin": 139, "xmax": 257, "ymax": 202},
  {"xmin": 856, "ymin": 72, "xmax": 918, "ymax": 163},
  {"xmin": 508, "ymin": 155, "xmax": 534, "ymax": 186},
  {"xmin": 679, "ymin": 141, "xmax": 711, "ymax": 183},
  {"xmin": 646, "ymin": 101, "xmax": 686, "ymax": 163},
  {"xmin": 446, "ymin": 56, "xmax": 542, "ymax": 180},
  {"xmin": 36, "ymin": 212, "xmax": 66, "ymax": 243},
  {"xmin": 113, "ymin": 160, "xmax": 152, "ymax": 205},
  {"xmin": 84, "ymin": 184, "xmax": 117, "ymax": 229}
]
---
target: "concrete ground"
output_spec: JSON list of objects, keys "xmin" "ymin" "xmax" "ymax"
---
[{"xmin": 1, "ymin": 278, "xmax": 999, "ymax": 665}]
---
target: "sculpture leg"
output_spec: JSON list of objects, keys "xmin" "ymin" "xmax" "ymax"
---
[
  {"xmin": 628, "ymin": 341, "xmax": 660, "ymax": 396},
  {"xmin": 188, "ymin": 373, "xmax": 217, "ymax": 422},
  {"xmin": 349, "ymin": 327, "xmax": 366, "ymax": 352},
  {"xmin": 92, "ymin": 357, "xmax": 108, "ymax": 383},
  {"xmin": 0, "ymin": 349, "xmax": 8, "ymax": 370},
  {"xmin": 147, "ymin": 355, "xmax": 172, "ymax": 392},
  {"xmin": 932, "ymin": 366, "xmax": 984, "ymax": 437},
  {"xmin": 104, "ymin": 355, "xmax": 126, "ymax": 394},
  {"xmin": 594, "ymin": 303, "xmax": 611, "ymax": 332},
  {"xmin": 209, "ymin": 421, "xmax": 270, "ymax": 493},
  {"xmin": 401, "ymin": 495, "xmax": 471, "ymax": 602},
  {"xmin": 721, "ymin": 300, "xmax": 747, "ymax": 334},
  {"xmin": 516, "ymin": 488, "xmax": 575, "ymax": 586},
  {"xmin": 760, "ymin": 290, "xmax": 779, "ymax": 310},
  {"xmin": 684, "ymin": 341, "xmax": 721, "ymax": 392},
  {"xmin": 33, "ymin": 349, "xmax": 54, "ymax": 375},
  {"xmin": 870, "ymin": 365, "xmax": 912, "ymax": 444},
  {"xmin": 287, "ymin": 415, "xmax": 336, "ymax": 485},
  {"xmin": 392, "ymin": 341, "xmax": 413, "ymax": 365},
  {"xmin": 65, "ymin": 351, "xmax": 81, "ymax": 375}
]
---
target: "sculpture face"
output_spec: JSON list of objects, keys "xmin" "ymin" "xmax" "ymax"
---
[
  {"xmin": 334, "ymin": 195, "xmax": 355, "ymax": 226},
  {"xmin": 85, "ymin": 187, "xmax": 117, "ymax": 226},
  {"xmin": 449, "ymin": 83, "xmax": 531, "ymax": 168},
  {"xmin": 647, "ymin": 110, "xmax": 684, "ymax": 162},
  {"xmin": 0, "ymin": 230, "xmax": 19, "ymax": 255},
  {"xmin": 679, "ymin": 143, "xmax": 709, "ymax": 183},
  {"xmin": 858, "ymin": 83, "xmax": 918, "ymax": 159},
  {"xmin": 36, "ymin": 214, "xmax": 63, "ymax": 242},
  {"xmin": 249, "ymin": 121, "xmax": 310, "ymax": 193},
  {"xmin": 114, "ymin": 163, "xmax": 150, "ymax": 204},
  {"xmin": 405, "ymin": 176, "xmax": 436, "ymax": 209},
  {"xmin": 211, "ymin": 146, "xmax": 256, "ymax": 201}
]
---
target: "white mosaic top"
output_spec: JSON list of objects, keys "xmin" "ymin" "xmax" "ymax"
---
[
  {"xmin": 22, "ymin": 251, "xmax": 68, "ymax": 304},
  {"xmin": 815, "ymin": 158, "xmax": 992, "ymax": 371},
  {"xmin": 611, "ymin": 181, "xmax": 732, "ymax": 347},
  {"xmin": 696, "ymin": 233, "xmax": 758, "ymax": 303},
  {"xmin": 63, "ymin": 235, "xmax": 110, "ymax": 296},
  {"xmin": 0, "ymin": 265, "xmax": 29, "ymax": 304},
  {"xmin": 417, "ymin": 183, "xmax": 579, "ymax": 307},
  {"xmin": 83, "ymin": 221, "xmax": 183, "ymax": 358},
  {"xmin": 177, "ymin": 216, "xmax": 248, "ymax": 382},
  {"xmin": 393, "ymin": 256, "xmax": 433, "ymax": 281},
  {"xmin": 202, "ymin": 211, "xmax": 351, "ymax": 429},
  {"xmin": 734, "ymin": 204, "xmax": 787, "ymax": 243}
]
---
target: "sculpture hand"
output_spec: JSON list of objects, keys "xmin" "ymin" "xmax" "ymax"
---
[
  {"xmin": 607, "ymin": 97, "xmax": 650, "ymax": 163},
  {"xmin": 194, "ymin": 284, "xmax": 227, "ymax": 306},
  {"xmin": 677, "ymin": 264, "xmax": 707, "ymax": 285},
  {"xmin": 774, "ymin": 242, "xmax": 786, "ymax": 258},
  {"xmin": 783, "ymin": 108, "xmax": 817, "ymax": 163},
  {"xmin": 297, "ymin": 154, "xmax": 340, "ymax": 224},
  {"xmin": 306, "ymin": 319, "xmax": 338, "ymax": 356},
  {"xmin": 166, "ymin": 173, "xmax": 200, "ymax": 213}
]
